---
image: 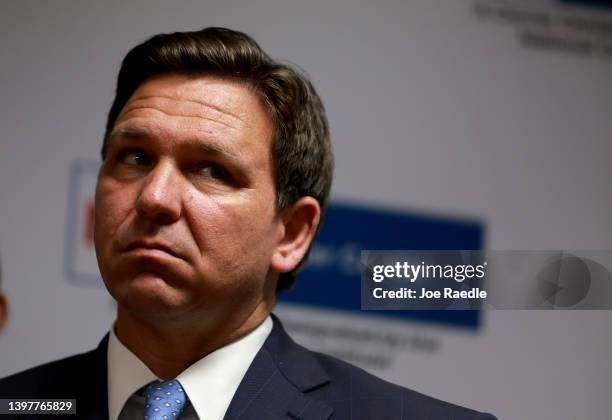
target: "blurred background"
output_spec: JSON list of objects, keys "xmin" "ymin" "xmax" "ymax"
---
[{"xmin": 1, "ymin": 1, "xmax": 612, "ymax": 419}]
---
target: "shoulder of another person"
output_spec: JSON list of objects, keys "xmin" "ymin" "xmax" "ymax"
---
[{"xmin": 0, "ymin": 336, "xmax": 107, "ymax": 397}]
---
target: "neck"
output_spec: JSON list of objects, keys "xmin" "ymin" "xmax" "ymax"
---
[{"xmin": 114, "ymin": 302, "xmax": 272, "ymax": 379}]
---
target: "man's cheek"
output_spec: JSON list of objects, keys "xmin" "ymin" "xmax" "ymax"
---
[
  {"xmin": 96, "ymin": 184, "xmax": 134, "ymax": 227},
  {"xmin": 187, "ymin": 199, "xmax": 238, "ymax": 241}
]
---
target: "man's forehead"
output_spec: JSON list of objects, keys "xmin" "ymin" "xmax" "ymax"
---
[
  {"xmin": 119, "ymin": 74, "xmax": 265, "ymax": 128},
  {"xmin": 106, "ymin": 75, "xmax": 275, "ymax": 166}
]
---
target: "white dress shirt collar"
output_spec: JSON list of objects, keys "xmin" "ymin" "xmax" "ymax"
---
[{"xmin": 107, "ymin": 316, "xmax": 273, "ymax": 420}]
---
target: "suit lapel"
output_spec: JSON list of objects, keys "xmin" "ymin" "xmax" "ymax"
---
[
  {"xmin": 75, "ymin": 335, "xmax": 110, "ymax": 420},
  {"xmin": 223, "ymin": 315, "xmax": 333, "ymax": 420}
]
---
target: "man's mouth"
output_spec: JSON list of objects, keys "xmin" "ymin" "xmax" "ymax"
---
[{"xmin": 123, "ymin": 240, "xmax": 182, "ymax": 259}]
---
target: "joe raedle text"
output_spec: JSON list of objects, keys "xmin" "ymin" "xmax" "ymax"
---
[
  {"xmin": 372, "ymin": 287, "xmax": 487, "ymax": 300},
  {"xmin": 364, "ymin": 260, "xmax": 489, "ymax": 309}
]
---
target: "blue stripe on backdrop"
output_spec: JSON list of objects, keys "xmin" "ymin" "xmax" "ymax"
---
[{"xmin": 279, "ymin": 202, "xmax": 484, "ymax": 329}]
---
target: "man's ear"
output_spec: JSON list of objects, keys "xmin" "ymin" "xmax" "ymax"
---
[{"xmin": 271, "ymin": 197, "xmax": 321, "ymax": 274}]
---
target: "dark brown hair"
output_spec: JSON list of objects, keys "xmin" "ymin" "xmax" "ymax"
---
[{"xmin": 101, "ymin": 27, "xmax": 334, "ymax": 291}]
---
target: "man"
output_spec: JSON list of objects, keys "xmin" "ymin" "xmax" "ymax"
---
[{"xmin": 0, "ymin": 27, "xmax": 495, "ymax": 419}]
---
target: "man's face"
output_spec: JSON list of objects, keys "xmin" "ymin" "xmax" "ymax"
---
[{"xmin": 95, "ymin": 74, "xmax": 283, "ymax": 324}]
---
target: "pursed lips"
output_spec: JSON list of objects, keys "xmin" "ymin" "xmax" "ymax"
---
[{"xmin": 123, "ymin": 240, "xmax": 183, "ymax": 260}]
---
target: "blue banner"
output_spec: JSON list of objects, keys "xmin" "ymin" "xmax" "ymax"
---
[{"xmin": 280, "ymin": 202, "xmax": 484, "ymax": 329}]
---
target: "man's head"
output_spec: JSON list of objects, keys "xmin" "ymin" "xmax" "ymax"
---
[
  {"xmin": 101, "ymin": 27, "xmax": 333, "ymax": 292},
  {"xmin": 94, "ymin": 28, "xmax": 333, "ymax": 327}
]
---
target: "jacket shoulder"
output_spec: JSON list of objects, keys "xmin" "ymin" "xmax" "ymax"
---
[{"xmin": 311, "ymin": 351, "xmax": 495, "ymax": 420}]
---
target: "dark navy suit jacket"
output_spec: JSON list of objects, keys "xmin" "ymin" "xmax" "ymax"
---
[{"xmin": 0, "ymin": 315, "xmax": 495, "ymax": 419}]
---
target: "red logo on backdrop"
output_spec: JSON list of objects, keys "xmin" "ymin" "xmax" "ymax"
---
[{"xmin": 65, "ymin": 160, "xmax": 101, "ymax": 286}]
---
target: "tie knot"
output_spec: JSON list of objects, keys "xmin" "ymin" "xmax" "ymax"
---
[{"xmin": 143, "ymin": 379, "xmax": 189, "ymax": 420}]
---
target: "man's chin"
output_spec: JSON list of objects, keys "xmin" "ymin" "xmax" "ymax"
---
[{"xmin": 110, "ymin": 272, "xmax": 194, "ymax": 318}]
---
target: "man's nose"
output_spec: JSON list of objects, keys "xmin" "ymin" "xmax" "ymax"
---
[{"xmin": 136, "ymin": 161, "xmax": 182, "ymax": 224}]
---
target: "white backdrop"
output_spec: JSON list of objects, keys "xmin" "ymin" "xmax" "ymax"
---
[{"xmin": 1, "ymin": 1, "xmax": 612, "ymax": 419}]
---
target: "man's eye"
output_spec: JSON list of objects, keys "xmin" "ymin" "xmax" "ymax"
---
[
  {"xmin": 198, "ymin": 163, "xmax": 230, "ymax": 181},
  {"xmin": 118, "ymin": 150, "xmax": 151, "ymax": 166}
]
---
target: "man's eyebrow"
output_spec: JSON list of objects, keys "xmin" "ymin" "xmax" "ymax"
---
[
  {"xmin": 108, "ymin": 126, "xmax": 152, "ymax": 141},
  {"xmin": 107, "ymin": 126, "xmax": 246, "ymax": 165},
  {"xmin": 194, "ymin": 142, "xmax": 244, "ymax": 165}
]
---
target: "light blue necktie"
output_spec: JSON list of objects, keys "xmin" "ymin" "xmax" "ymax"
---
[{"xmin": 143, "ymin": 380, "xmax": 189, "ymax": 420}]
